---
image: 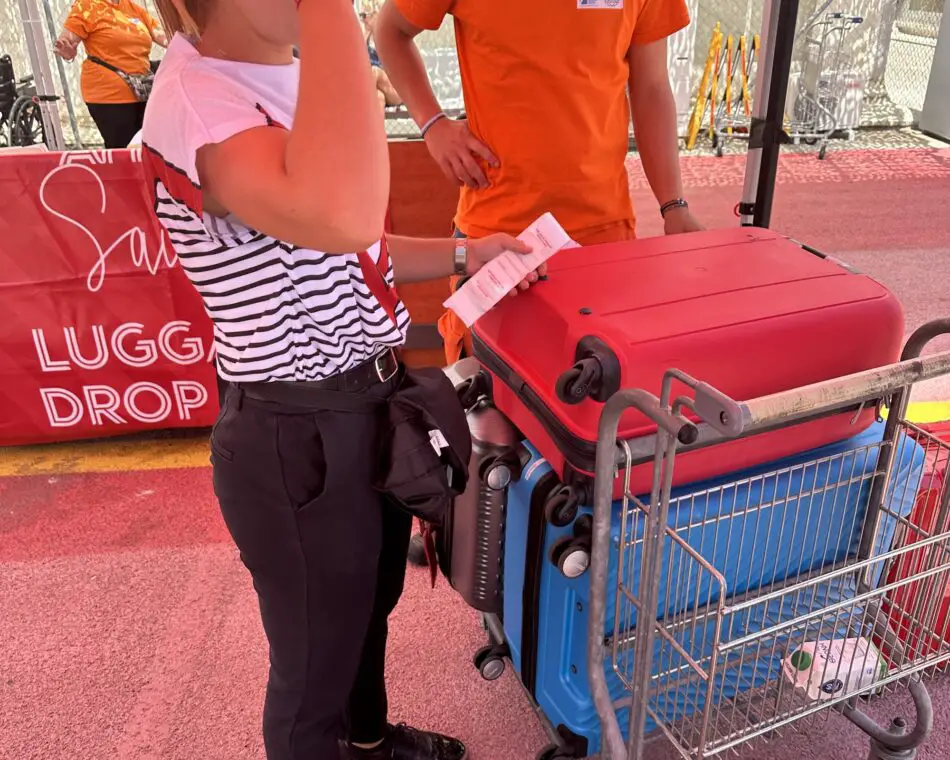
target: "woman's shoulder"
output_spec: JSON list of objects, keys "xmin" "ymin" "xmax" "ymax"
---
[
  {"xmin": 64, "ymin": 0, "xmax": 105, "ymax": 30},
  {"xmin": 147, "ymin": 38, "xmax": 254, "ymax": 130},
  {"xmin": 152, "ymin": 37, "xmax": 244, "ymax": 98},
  {"xmin": 142, "ymin": 38, "xmax": 274, "ymax": 177}
]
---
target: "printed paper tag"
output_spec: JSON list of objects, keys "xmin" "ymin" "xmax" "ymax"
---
[
  {"xmin": 578, "ymin": 0, "xmax": 623, "ymax": 8},
  {"xmin": 429, "ymin": 429, "xmax": 449, "ymax": 455},
  {"xmin": 443, "ymin": 213, "xmax": 574, "ymax": 328}
]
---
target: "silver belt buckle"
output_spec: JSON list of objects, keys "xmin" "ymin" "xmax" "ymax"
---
[{"xmin": 374, "ymin": 348, "xmax": 398, "ymax": 383}]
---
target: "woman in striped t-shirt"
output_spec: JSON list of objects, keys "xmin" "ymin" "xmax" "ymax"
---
[{"xmin": 143, "ymin": 2, "xmax": 544, "ymax": 759}]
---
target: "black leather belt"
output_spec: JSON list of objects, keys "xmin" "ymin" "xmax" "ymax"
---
[{"xmin": 235, "ymin": 347, "xmax": 401, "ymax": 408}]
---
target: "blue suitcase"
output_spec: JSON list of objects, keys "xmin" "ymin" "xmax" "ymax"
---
[{"xmin": 453, "ymin": 419, "xmax": 924, "ymax": 758}]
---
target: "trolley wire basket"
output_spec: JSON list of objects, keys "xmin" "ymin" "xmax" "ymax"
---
[{"xmin": 587, "ymin": 319, "xmax": 950, "ymax": 760}]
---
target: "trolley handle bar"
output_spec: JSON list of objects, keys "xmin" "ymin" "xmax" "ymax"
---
[
  {"xmin": 828, "ymin": 12, "xmax": 864, "ymax": 23},
  {"xmin": 902, "ymin": 318, "xmax": 950, "ymax": 362},
  {"xmin": 739, "ymin": 350, "xmax": 950, "ymax": 434}
]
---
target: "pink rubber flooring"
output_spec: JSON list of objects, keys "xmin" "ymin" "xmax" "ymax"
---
[
  {"xmin": 3, "ymin": 147, "xmax": 950, "ymax": 760},
  {"xmin": 0, "ymin": 469, "xmax": 548, "ymax": 760}
]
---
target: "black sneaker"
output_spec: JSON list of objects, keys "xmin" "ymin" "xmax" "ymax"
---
[
  {"xmin": 407, "ymin": 533, "xmax": 427, "ymax": 567},
  {"xmin": 346, "ymin": 723, "xmax": 467, "ymax": 760}
]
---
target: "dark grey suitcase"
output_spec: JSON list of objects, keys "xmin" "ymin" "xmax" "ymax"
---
[{"xmin": 439, "ymin": 360, "xmax": 523, "ymax": 614}]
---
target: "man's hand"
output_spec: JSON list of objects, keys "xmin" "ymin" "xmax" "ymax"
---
[
  {"xmin": 424, "ymin": 117, "xmax": 498, "ymax": 189},
  {"xmin": 664, "ymin": 206, "xmax": 705, "ymax": 235},
  {"xmin": 467, "ymin": 233, "xmax": 545, "ymax": 296}
]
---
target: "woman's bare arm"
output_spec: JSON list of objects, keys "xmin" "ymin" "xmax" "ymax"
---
[
  {"xmin": 54, "ymin": 30, "xmax": 81, "ymax": 61},
  {"xmin": 387, "ymin": 233, "xmax": 544, "ymax": 290},
  {"xmin": 195, "ymin": 0, "xmax": 390, "ymax": 253}
]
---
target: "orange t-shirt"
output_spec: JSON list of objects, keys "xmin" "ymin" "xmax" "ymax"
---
[
  {"xmin": 395, "ymin": 0, "xmax": 689, "ymax": 241},
  {"xmin": 64, "ymin": 0, "xmax": 158, "ymax": 104}
]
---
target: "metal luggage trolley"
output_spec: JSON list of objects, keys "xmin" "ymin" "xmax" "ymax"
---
[
  {"xmin": 587, "ymin": 319, "xmax": 950, "ymax": 760},
  {"xmin": 785, "ymin": 11, "xmax": 863, "ymax": 160}
]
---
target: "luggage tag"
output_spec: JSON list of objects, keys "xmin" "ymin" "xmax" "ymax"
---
[
  {"xmin": 428, "ymin": 429, "xmax": 454, "ymax": 489},
  {"xmin": 443, "ymin": 212, "xmax": 574, "ymax": 327}
]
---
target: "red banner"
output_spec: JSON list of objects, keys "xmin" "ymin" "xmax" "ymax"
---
[{"xmin": 0, "ymin": 149, "xmax": 218, "ymax": 446}]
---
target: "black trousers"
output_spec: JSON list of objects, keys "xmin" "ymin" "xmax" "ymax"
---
[
  {"xmin": 86, "ymin": 101, "xmax": 146, "ymax": 149},
  {"xmin": 211, "ymin": 379, "xmax": 412, "ymax": 759}
]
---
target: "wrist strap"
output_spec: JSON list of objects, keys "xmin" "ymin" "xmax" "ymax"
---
[
  {"xmin": 420, "ymin": 111, "xmax": 447, "ymax": 137},
  {"xmin": 660, "ymin": 198, "xmax": 688, "ymax": 218}
]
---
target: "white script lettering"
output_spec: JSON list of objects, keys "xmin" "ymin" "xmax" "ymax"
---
[{"xmin": 39, "ymin": 163, "xmax": 176, "ymax": 293}]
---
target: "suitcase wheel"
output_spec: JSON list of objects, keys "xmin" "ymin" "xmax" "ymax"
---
[
  {"xmin": 457, "ymin": 370, "xmax": 492, "ymax": 409},
  {"xmin": 554, "ymin": 361, "xmax": 597, "ymax": 405},
  {"xmin": 544, "ymin": 485, "xmax": 580, "ymax": 527},
  {"xmin": 473, "ymin": 644, "xmax": 507, "ymax": 681},
  {"xmin": 550, "ymin": 536, "xmax": 591, "ymax": 579},
  {"xmin": 478, "ymin": 450, "xmax": 523, "ymax": 490},
  {"xmin": 479, "ymin": 458, "xmax": 513, "ymax": 491},
  {"xmin": 555, "ymin": 336, "xmax": 622, "ymax": 405}
]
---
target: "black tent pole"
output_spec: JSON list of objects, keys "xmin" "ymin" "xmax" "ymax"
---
[{"xmin": 738, "ymin": 0, "xmax": 800, "ymax": 229}]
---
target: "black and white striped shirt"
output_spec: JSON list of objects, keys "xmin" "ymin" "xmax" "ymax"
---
[{"xmin": 141, "ymin": 35, "xmax": 409, "ymax": 383}]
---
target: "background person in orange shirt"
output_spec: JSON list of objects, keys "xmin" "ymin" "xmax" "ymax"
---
[
  {"xmin": 55, "ymin": 0, "xmax": 166, "ymax": 148},
  {"xmin": 376, "ymin": 0, "xmax": 705, "ymax": 364}
]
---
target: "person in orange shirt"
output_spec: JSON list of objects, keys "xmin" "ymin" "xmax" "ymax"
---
[
  {"xmin": 376, "ymin": 0, "xmax": 705, "ymax": 364},
  {"xmin": 55, "ymin": 0, "xmax": 166, "ymax": 148}
]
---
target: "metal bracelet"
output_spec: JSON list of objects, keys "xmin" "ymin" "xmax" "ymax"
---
[
  {"xmin": 420, "ymin": 111, "xmax": 448, "ymax": 138},
  {"xmin": 660, "ymin": 198, "xmax": 689, "ymax": 217}
]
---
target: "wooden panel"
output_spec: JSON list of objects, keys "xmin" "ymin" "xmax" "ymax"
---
[
  {"xmin": 388, "ymin": 140, "xmax": 458, "ymax": 328},
  {"xmin": 403, "ymin": 347, "xmax": 447, "ymax": 369}
]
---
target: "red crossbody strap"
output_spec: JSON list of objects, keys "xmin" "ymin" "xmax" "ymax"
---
[{"xmin": 356, "ymin": 207, "xmax": 401, "ymax": 329}]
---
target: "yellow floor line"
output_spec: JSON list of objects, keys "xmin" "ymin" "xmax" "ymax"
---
[
  {"xmin": 1, "ymin": 402, "xmax": 948, "ymax": 478},
  {"xmin": 0, "ymin": 435, "xmax": 210, "ymax": 477},
  {"xmin": 902, "ymin": 402, "xmax": 950, "ymax": 425}
]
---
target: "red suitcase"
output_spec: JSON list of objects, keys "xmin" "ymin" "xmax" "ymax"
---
[{"xmin": 471, "ymin": 227, "xmax": 904, "ymax": 497}]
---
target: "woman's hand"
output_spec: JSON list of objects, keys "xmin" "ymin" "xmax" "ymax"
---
[
  {"xmin": 54, "ymin": 31, "xmax": 81, "ymax": 61},
  {"xmin": 467, "ymin": 234, "xmax": 546, "ymax": 296}
]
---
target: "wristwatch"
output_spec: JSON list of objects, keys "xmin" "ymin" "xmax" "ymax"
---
[{"xmin": 453, "ymin": 238, "xmax": 469, "ymax": 276}]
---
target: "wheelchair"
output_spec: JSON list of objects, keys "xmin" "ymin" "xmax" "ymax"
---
[{"xmin": 0, "ymin": 54, "xmax": 48, "ymax": 148}]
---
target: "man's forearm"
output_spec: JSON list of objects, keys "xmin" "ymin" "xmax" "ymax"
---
[
  {"xmin": 374, "ymin": 19, "xmax": 442, "ymax": 126},
  {"xmin": 630, "ymin": 82, "xmax": 685, "ymax": 207}
]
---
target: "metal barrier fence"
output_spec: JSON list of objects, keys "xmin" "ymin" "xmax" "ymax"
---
[{"xmin": 0, "ymin": 0, "xmax": 944, "ymax": 149}]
